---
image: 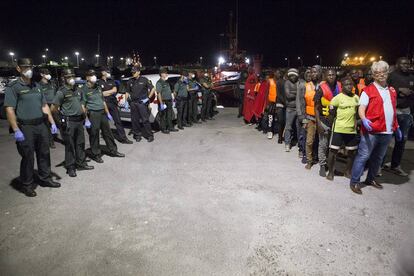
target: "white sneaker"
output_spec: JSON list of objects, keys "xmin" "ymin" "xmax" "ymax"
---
[
  {"xmin": 267, "ymin": 132, "xmax": 273, "ymax": 139},
  {"xmin": 285, "ymin": 145, "xmax": 290, "ymax": 152}
]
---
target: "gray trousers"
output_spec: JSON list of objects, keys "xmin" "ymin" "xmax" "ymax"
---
[
  {"xmin": 284, "ymin": 108, "xmax": 297, "ymax": 146},
  {"xmin": 318, "ymin": 122, "xmax": 331, "ymax": 166}
]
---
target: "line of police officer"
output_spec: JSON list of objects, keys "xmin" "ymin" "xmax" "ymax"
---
[{"xmin": 5, "ymin": 60, "xmax": 216, "ymax": 197}]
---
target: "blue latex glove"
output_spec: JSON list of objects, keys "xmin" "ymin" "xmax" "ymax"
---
[
  {"xmin": 107, "ymin": 113, "xmax": 113, "ymax": 121},
  {"xmin": 51, "ymin": 124, "xmax": 58, "ymax": 134},
  {"xmin": 395, "ymin": 127, "xmax": 403, "ymax": 142},
  {"xmin": 362, "ymin": 118, "xmax": 373, "ymax": 132},
  {"xmin": 14, "ymin": 130, "xmax": 25, "ymax": 142},
  {"xmin": 84, "ymin": 119, "xmax": 91, "ymax": 128},
  {"xmin": 159, "ymin": 104, "xmax": 167, "ymax": 111},
  {"xmin": 142, "ymin": 97, "xmax": 149, "ymax": 104}
]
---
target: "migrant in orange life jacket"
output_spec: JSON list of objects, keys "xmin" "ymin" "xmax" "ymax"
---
[
  {"xmin": 253, "ymin": 79, "xmax": 270, "ymax": 118},
  {"xmin": 305, "ymin": 82, "xmax": 316, "ymax": 116},
  {"xmin": 352, "ymin": 79, "xmax": 366, "ymax": 95},
  {"xmin": 268, "ymin": 78, "xmax": 277, "ymax": 103}
]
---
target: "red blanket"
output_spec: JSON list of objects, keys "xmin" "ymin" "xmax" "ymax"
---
[
  {"xmin": 253, "ymin": 80, "xmax": 269, "ymax": 119},
  {"xmin": 243, "ymin": 74, "xmax": 258, "ymax": 122}
]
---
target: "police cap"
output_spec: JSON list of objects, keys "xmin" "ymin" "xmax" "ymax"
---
[
  {"xmin": 17, "ymin": 58, "xmax": 33, "ymax": 67},
  {"xmin": 86, "ymin": 69, "xmax": 96, "ymax": 76},
  {"xmin": 159, "ymin": 67, "xmax": 168, "ymax": 74},
  {"xmin": 62, "ymin": 68, "xmax": 75, "ymax": 78},
  {"xmin": 39, "ymin": 68, "xmax": 50, "ymax": 75},
  {"xmin": 131, "ymin": 65, "xmax": 143, "ymax": 73}
]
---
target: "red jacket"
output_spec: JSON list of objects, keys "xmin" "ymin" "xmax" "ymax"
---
[{"xmin": 362, "ymin": 83, "xmax": 399, "ymax": 134}]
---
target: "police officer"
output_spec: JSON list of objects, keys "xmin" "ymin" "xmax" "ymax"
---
[
  {"xmin": 81, "ymin": 69, "xmax": 125, "ymax": 163},
  {"xmin": 200, "ymin": 71, "xmax": 213, "ymax": 121},
  {"xmin": 156, "ymin": 67, "xmax": 178, "ymax": 133},
  {"xmin": 174, "ymin": 70, "xmax": 190, "ymax": 129},
  {"xmin": 36, "ymin": 68, "xmax": 57, "ymax": 148},
  {"xmin": 4, "ymin": 58, "xmax": 60, "ymax": 197},
  {"xmin": 126, "ymin": 65, "xmax": 155, "ymax": 142},
  {"xmin": 187, "ymin": 71, "xmax": 201, "ymax": 124},
  {"xmin": 51, "ymin": 69, "xmax": 94, "ymax": 177},
  {"xmin": 98, "ymin": 67, "xmax": 133, "ymax": 144}
]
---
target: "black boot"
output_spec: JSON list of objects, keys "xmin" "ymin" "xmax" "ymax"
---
[{"xmin": 344, "ymin": 150, "xmax": 356, "ymax": 179}]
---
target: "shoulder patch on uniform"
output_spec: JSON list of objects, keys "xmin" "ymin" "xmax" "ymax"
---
[{"xmin": 5, "ymin": 80, "xmax": 18, "ymax": 87}]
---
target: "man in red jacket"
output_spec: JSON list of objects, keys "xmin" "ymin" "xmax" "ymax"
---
[{"xmin": 350, "ymin": 61, "xmax": 402, "ymax": 194}]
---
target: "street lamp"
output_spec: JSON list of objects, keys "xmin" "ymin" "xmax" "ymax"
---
[
  {"xmin": 42, "ymin": 54, "xmax": 46, "ymax": 64},
  {"xmin": 284, "ymin": 57, "xmax": 290, "ymax": 67},
  {"xmin": 153, "ymin": 56, "xmax": 157, "ymax": 65},
  {"xmin": 64, "ymin": 56, "xmax": 68, "ymax": 61},
  {"xmin": 298, "ymin": 56, "xmax": 303, "ymax": 67},
  {"xmin": 95, "ymin": 54, "xmax": 100, "ymax": 65},
  {"xmin": 218, "ymin": 56, "xmax": 225, "ymax": 66},
  {"xmin": 344, "ymin": 52, "xmax": 349, "ymax": 58},
  {"xmin": 245, "ymin": 57, "xmax": 250, "ymax": 64},
  {"xmin": 316, "ymin": 55, "xmax": 322, "ymax": 65},
  {"xmin": 199, "ymin": 56, "xmax": 203, "ymax": 65},
  {"xmin": 9, "ymin": 52, "xmax": 15, "ymax": 64},
  {"xmin": 81, "ymin": 58, "xmax": 85, "ymax": 63},
  {"xmin": 75, "ymin": 51, "xmax": 80, "ymax": 67}
]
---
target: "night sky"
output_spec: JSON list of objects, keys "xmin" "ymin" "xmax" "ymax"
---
[{"xmin": 2, "ymin": 0, "xmax": 413, "ymax": 67}]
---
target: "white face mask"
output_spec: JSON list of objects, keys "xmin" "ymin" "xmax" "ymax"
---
[
  {"xmin": 106, "ymin": 73, "xmax": 111, "ymax": 79},
  {"xmin": 68, "ymin": 78, "xmax": 75, "ymax": 86},
  {"xmin": 89, "ymin": 75, "xmax": 97, "ymax": 83},
  {"xmin": 45, "ymin": 74, "xmax": 52, "ymax": 80},
  {"xmin": 163, "ymin": 75, "xmax": 169, "ymax": 81},
  {"xmin": 204, "ymin": 73, "xmax": 208, "ymax": 77},
  {"xmin": 191, "ymin": 74, "xmax": 195, "ymax": 79},
  {"xmin": 23, "ymin": 69, "xmax": 33, "ymax": 79}
]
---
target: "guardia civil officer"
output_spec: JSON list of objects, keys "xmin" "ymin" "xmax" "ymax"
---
[
  {"xmin": 126, "ymin": 65, "xmax": 155, "ymax": 142},
  {"xmin": 4, "ymin": 58, "xmax": 60, "ymax": 197},
  {"xmin": 174, "ymin": 70, "xmax": 190, "ymax": 129},
  {"xmin": 156, "ymin": 67, "xmax": 178, "ymax": 133},
  {"xmin": 98, "ymin": 67, "xmax": 133, "ymax": 144},
  {"xmin": 36, "ymin": 68, "xmax": 57, "ymax": 148},
  {"xmin": 51, "ymin": 69, "xmax": 94, "ymax": 177},
  {"xmin": 81, "ymin": 69, "xmax": 125, "ymax": 163}
]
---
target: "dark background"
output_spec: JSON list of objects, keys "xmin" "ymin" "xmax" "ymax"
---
[{"xmin": 1, "ymin": 0, "xmax": 413, "ymax": 66}]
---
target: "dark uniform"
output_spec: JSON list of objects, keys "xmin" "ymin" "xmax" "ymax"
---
[
  {"xmin": 4, "ymin": 58, "xmax": 59, "ymax": 196},
  {"xmin": 81, "ymin": 71, "xmax": 122, "ymax": 161},
  {"xmin": 200, "ymin": 75, "xmax": 213, "ymax": 121},
  {"xmin": 36, "ymin": 72, "xmax": 57, "ymax": 148},
  {"xmin": 187, "ymin": 76, "xmax": 200, "ymax": 124},
  {"xmin": 98, "ymin": 76, "xmax": 130, "ymax": 143},
  {"xmin": 54, "ymin": 74, "xmax": 92, "ymax": 176},
  {"xmin": 238, "ymin": 71, "xmax": 248, "ymax": 117},
  {"xmin": 156, "ymin": 77, "xmax": 175, "ymax": 132},
  {"xmin": 126, "ymin": 75, "xmax": 154, "ymax": 141},
  {"xmin": 174, "ymin": 76, "xmax": 189, "ymax": 129}
]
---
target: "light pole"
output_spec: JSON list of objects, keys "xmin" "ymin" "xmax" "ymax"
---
[
  {"xmin": 199, "ymin": 56, "xmax": 203, "ymax": 65},
  {"xmin": 9, "ymin": 52, "xmax": 15, "ymax": 65},
  {"xmin": 95, "ymin": 54, "xmax": 100, "ymax": 65},
  {"xmin": 284, "ymin": 57, "xmax": 290, "ymax": 67},
  {"xmin": 154, "ymin": 56, "xmax": 157, "ymax": 66},
  {"xmin": 75, "ymin": 51, "xmax": 80, "ymax": 67},
  {"xmin": 316, "ymin": 55, "xmax": 322, "ymax": 65},
  {"xmin": 81, "ymin": 58, "xmax": 85, "ymax": 63},
  {"xmin": 298, "ymin": 56, "xmax": 303, "ymax": 67},
  {"xmin": 42, "ymin": 55, "xmax": 46, "ymax": 64}
]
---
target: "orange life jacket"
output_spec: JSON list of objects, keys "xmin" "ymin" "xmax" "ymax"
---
[
  {"xmin": 352, "ymin": 79, "xmax": 366, "ymax": 95},
  {"xmin": 305, "ymin": 82, "xmax": 316, "ymax": 116},
  {"xmin": 319, "ymin": 81, "xmax": 342, "ymax": 102},
  {"xmin": 268, "ymin": 78, "xmax": 277, "ymax": 102},
  {"xmin": 254, "ymin": 82, "xmax": 261, "ymax": 93}
]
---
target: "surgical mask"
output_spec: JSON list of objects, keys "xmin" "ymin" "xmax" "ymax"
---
[
  {"xmin": 106, "ymin": 73, "xmax": 111, "ymax": 79},
  {"xmin": 45, "ymin": 74, "xmax": 52, "ymax": 80},
  {"xmin": 68, "ymin": 78, "xmax": 75, "ymax": 86},
  {"xmin": 23, "ymin": 69, "xmax": 33, "ymax": 79},
  {"xmin": 204, "ymin": 73, "xmax": 208, "ymax": 77},
  {"xmin": 89, "ymin": 75, "xmax": 97, "ymax": 83},
  {"xmin": 163, "ymin": 76, "xmax": 169, "ymax": 81}
]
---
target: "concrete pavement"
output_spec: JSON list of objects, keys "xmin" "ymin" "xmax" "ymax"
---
[{"xmin": 0, "ymin": 108, "xmax": 413, "ymax": 275}]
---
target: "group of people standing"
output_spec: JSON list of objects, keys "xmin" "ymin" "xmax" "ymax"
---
[
  {"xmin": 4, "ymin": 59, "xmax": 217, "ymax": 197},
  {"xmin": 240, "ymin": 57, "xmax": 414, "ymax": 194}
]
